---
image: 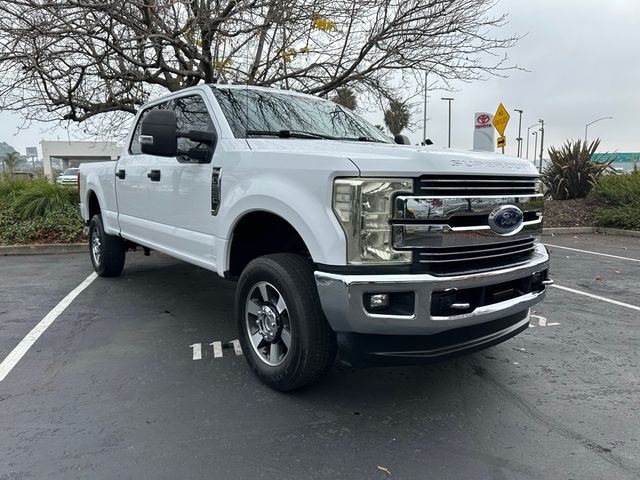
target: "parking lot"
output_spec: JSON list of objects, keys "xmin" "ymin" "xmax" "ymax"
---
[{"xmin": 1, "ymin": 233, "xmax": 639, "ymax": 479}]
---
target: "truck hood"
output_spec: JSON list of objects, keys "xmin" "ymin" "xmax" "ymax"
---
[{"xmin": 246, "ymin": 139, "xmax": 538, "ymax": 177}]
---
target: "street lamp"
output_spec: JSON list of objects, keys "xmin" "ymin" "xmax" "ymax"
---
[
  {"xmin": 584, "ymin": 116, "xmax": 613, "ymax": 142},
  {"xmin": 538, "ymin": 119, "xmax": 545, "ymax": 172},
  {"xmin": 532, "ymin": 131, "xmax": 538, "ymax": 166},
  {"xmin": 422, "ymin": 69, "xmax": 435, "ymax": 144},
  {"xmin": 441, "ymin": 97, "xmax": 454, "ymax": 148},
  {"xmin": 514, "ymin": 109, "xmax": 523, "ymax": 157},
  {"xmin": 525, "ymin": 123, "xmax": 538, "ymax": 160}
]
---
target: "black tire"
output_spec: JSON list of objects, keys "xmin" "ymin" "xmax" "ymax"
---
[
  {"xmin": 88, "ymin": 214, "xmax": 126, "ymax": 277},
  {"xmin": 236, "ymin": 253, "xmax": 337, "ymax": 391}
]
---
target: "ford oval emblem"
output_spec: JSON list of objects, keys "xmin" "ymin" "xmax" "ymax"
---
[{"xmin": 488, "ymin": 205, "xmax": 524, "ymax": 235}]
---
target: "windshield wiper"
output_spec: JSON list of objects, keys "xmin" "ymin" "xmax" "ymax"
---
[
  {"xmin": 245, "ymin": 129, "xmax": 336, "ymax": 140},
  {"xmin": 335, "ymin": 136, "xmax": 387, "ymax": 143}
]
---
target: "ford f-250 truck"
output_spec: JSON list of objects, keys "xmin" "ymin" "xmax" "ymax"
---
[{"xmin": 79, "ymin": 85, "xmax": 551, "ymax": 391}]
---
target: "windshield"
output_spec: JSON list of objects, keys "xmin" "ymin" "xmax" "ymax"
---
[
  {"xmin": 210, "ymin": 86, "xmax": 391, "ymax": 143},
  {"xmin": 63, "ymin": 168, "xmax": 79, "ymax": 175}
]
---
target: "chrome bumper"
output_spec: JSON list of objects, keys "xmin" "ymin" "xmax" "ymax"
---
[{"xmin": 315, "ymin": 244, "xmax": 549, "ymax": 336}]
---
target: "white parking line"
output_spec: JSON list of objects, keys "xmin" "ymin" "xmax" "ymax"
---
[
  {"xmin": 552, "ymin": 284, "xmax": 640, "ymax": 312},
  {"xmin": 545, "ymin": 244, "xmax": 640, "ymax": 263},
  {"xmin": 0, "ymin": 272, "xmax": 98, "ymax": 383}
]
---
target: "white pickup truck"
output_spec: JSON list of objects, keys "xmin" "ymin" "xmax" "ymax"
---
[{"xmin": 79, "ymin": 85, "xmax": 551, "ymax": 391}]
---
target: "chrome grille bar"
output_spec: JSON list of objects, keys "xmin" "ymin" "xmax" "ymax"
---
[
  {"xmin": 418, "ymin": 239, "xmax": 535, "ymax": 264},
  {"xmin": 418, "ymin": 174, "xmax": 539, "ymax": 196}
]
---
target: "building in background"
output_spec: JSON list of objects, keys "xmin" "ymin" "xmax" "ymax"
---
[
  {"xmin": 592, "ymin": 152, "xmax": 640, "ymax": 172},
  {"xmin": 41, "ymin": 141, "xmax": 123, "ymax": 178}
]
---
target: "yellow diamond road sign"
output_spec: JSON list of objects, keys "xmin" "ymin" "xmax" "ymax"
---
[{"xmin": 493, "ymin": 103, "xmax": 510, "ymax": 136}]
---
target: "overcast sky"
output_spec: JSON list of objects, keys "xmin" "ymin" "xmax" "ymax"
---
[{"xmin": 1, "ymin": 0, "xmax": 638, "ymax": 158}]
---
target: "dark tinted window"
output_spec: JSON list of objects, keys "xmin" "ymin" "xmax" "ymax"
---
[
  {"xmin": 129, "ymin": 95, "xmax": 214, "ymax": 155},
  {"xmin": 129, "ymin": 102, "xmax": 168, "ymax": 155},
  {"xmin": 173, "ymin": 95, "xmax": 214, "ymax": 152}
]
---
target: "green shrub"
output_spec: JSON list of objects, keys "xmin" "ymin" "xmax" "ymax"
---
[
  {"xmin": 590, "ymin": 170, "xmax": 640, "ymax": 204},
  {"xmin": 11, "ymin": 179, "xmax": 78, "ymax": 218},
  {"xmin": 0, "ymin": 200, "xmax": 83, "ymax": 244},
  {"xmin": 0, "ymin": 176, "xmax": 31, "ymax": 202},
  {"xmin": 590, "ymin": 171, "xmax": 640, "ymax": 230},
  {"xmin": 0, "ymin": 178, "xmax": 84, "ymax": 244},
  {"xmin": 541, "ymin": 139, "xmax": 612, "ymax": 200},
  {"xmin": 594, "ymin": 204, "xmax": 640, "ymax": 230}
]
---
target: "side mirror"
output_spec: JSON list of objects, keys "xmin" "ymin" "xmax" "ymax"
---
[
  {"xmin": 140, "ymin": 109, "xmax": 178, "ymax": 157},
  {"xmin": 394, "ymin": 134, "xmax": 411, "ymax": 145}
]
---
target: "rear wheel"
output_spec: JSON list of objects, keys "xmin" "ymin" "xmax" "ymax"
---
[
  {"xmin": 236, "ymin": 253, "xmax": 336, "ymax": 391},
  {"xmin": 89, "ymin": 214, "xmax": 125, "ymax": 277}
]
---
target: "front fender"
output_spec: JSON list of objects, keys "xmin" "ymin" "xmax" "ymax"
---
[{"xmin": 218, "ymin": 174, "xmax": 348, "ymax": 272}]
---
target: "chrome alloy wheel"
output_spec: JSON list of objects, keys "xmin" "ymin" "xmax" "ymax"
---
[
  {"xmin": 245, "ymin": 281, "xmax": 292, "ymax": 366},
  {"xmin": 91, "ymin": 228, "xmax": 102, "ymax": 266}
]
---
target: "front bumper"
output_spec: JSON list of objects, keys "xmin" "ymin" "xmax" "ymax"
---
[
  {"xmin": 315, "ymin": 244, "xmax": 549, "ymax": 366},
  {"xmin": 314, "ymin": 243, "xmax": 549, "ymax": 337}
]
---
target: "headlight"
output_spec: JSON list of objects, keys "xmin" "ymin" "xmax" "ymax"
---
[{"xmin": 333, "ymin": 178, "xmax": 413, "ymax": 264}]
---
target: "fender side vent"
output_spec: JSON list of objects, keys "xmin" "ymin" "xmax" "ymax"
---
[{"xmin": 211, "ymin": 168, "xmax": 221, "ymax": 215}]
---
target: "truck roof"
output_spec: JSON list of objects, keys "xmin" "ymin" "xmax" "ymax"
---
[{"xmin": 146, "ymin": 83, "xmax": 323, "ymax": 106}]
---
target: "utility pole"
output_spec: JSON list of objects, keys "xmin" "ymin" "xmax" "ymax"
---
[
  {"xmin": 441, "ymin": 97, "xmax": 454, "ymax": 148},
  {"xmin": 514, "ymin": 109, "xmax": 523, "ymax": 157},
  {"xmin": 538, "ymin": 119, "xmax": 545, "ymax": 172}
]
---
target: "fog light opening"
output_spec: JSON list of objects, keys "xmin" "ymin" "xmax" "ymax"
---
[{"xmin": 369, "ymin": 293, "xmax": 390, "ymax": 310}]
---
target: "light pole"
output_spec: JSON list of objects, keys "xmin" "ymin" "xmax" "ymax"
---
[
  {"xmin": 423, "ymin": 71, "xmax": 428, "ymax": 144},
  {"xmin": 441, "ymin": 97, "xmax": 454, "ymax": 148},
  {"xmin": 532, "ymin": 131, "xmax": 538, "ymax": 166},
  {"xmin": 584, "ymin": 116, "xmax": 613, "ymax": 142},
  {"xmin": 514, "ymin": 109, "xmax": 523, "ymax": 157},
  {"xmin": 525, "ymin": 123, "xmax": 538, "ymax": 160},
  {"xmin": 538, "ymin": 119, "xmax": 545, "ymax": 172}
]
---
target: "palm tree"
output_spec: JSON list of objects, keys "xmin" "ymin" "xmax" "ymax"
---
[
  {"xmin": 2, "ymin": 151, "xmax": 22, "ymax": 173},
  {"xmin": 331, "ymin": 87, "xmax": 357, "ymax": 111},
  {"xmin": 383, "ymin": 99, "xmax": 410, "ymax": 136}
]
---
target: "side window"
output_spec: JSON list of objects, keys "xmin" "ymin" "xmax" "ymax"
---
[
  {"xmin": 173, "ymin": 95, "xmax": 214, "ymax": 152},
  {"xmin": 129, "ymin": 102, "xmax": 169, "ymax": 154}
]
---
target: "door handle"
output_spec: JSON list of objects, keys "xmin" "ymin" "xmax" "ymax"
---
[
  {"xmin": 147, "ymin": 170, "xmax": 161, "ymax": 182},
  {"xmin": 115, "ymin": 169, "xmax": 126, "ymax": 180}
]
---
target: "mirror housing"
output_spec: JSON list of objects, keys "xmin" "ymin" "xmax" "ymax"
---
[
  {"xmin": 394, "ymin": 134, "xmax": 411, "ymax": 145},
  {"xmin": 140, "ymin": 110, "xmax": 178, "ymax": 157}
]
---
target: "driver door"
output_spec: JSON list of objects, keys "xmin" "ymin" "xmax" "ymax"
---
[{"xmin": 116, "ymin": 93, "xmax": 219, "ymax": 268}]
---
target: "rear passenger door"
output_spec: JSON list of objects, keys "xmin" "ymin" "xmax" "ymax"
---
[{"xmin": 116, "ymin": 93, "xmax": 219, "ymax": 268}]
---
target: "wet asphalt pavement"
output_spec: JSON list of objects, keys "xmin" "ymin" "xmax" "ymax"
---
[{"xmin": 1, "ymin": 233, "xmax": 639, "ymax": 479}]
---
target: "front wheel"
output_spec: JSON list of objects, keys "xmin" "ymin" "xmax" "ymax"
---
[
  {"xmin": 88, "ymin": 214, "xmax": 126, "ymax": 277},
  {"xmin": 236, "ymin": 253, "xmax": 336, "ymax": 391}
]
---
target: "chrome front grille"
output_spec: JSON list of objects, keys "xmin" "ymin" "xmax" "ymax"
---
[
  {"xmin": 417, "ymin": 175, "xmax": 539, "ymax": 196},
  {"xmin": 416, "ymin": 238, "xmax": 536, "ymax": 275},
  {"xmin": 392, "ymin": 174, "xmax": 543, "ymax": 276}
]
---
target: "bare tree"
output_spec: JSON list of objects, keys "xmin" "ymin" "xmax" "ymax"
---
[
  {"xmin": 0, "ymin": 0, "xmax": 520, "ymax": 135},
  {"xmin": 384, "ymin": 99, "xmax": 410, "ymax": 136}
]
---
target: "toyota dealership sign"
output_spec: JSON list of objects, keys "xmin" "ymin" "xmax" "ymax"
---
[{"xmin": 473, "ymin": 112, "xmax": 494, "ymax": 152}]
